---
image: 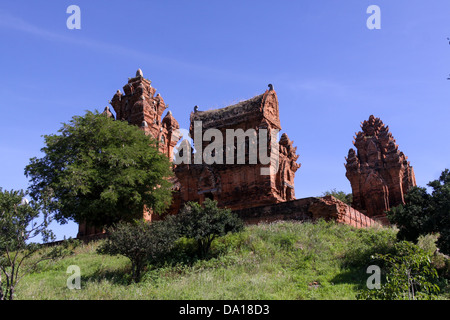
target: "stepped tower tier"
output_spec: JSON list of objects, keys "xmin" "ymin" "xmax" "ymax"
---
[{"xmin": 109, "ymin": 69, "xmax": 181, "ymax": 158}]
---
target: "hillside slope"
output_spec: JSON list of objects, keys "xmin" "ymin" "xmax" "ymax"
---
[{"xmin": 15, "ymin": 220, "xmax": 439, "ymax": 300}]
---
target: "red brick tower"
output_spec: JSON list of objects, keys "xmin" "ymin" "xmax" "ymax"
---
[
  {"xmin": 345, "ymin": 115, "xmax": 416, "ymax": 222},
  {"xmin": 171, "ymin": 86, "xmax": 301, "ymax": 212}
]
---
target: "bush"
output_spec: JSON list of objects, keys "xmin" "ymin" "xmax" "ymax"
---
[
  {"xmin": 97, "ymin": 219, "xmax": 178, "ymax": 282},
  {"xmin": 358, "ymin": 241, "xmax": 440, "ymax": 300},
  {"xmin": 0, "ymin": 188, "xmax": 72, "ymax": 300},
  {"xmin": 388, "ymin": 169, "xmax": 450, "ymax": 255},
  {"xmin": 321, "ymin": 188, "xmax": 352, "ymax": 205},
  {"xmin": 417, "ymin": 233, "xmax": 439, "ymax": 255},
  {"xmin": 416, "ymin": 233, "xmax": 450, "ymax": 281},
  {"xmin": 387, "ymin": 186, "xmax": 432, "ymax": 242},
  {"xmin": 174, "ymin": 199, "xmax": 244, "ymax": 258}
]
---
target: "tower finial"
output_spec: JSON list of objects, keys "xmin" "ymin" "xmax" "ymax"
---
[
  {"xmin": 136, "ymin": 68, "xmax": 143, "ymax": 77},
  {"xmin": 268, "ymin": 83, "xmax": 274, "ymax": 91}
]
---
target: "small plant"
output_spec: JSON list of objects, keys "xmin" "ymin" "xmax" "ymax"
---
[
  {"xmin": 97, "ymin": 219, "xmax": 178, "ymax": 283},
  {"xmin": 417, "ymin": 233, "xmax": 439, "ymax": 255},
  {"xmin": 358, "ymin": 241, "xmax": 440, "ymax": 300}
]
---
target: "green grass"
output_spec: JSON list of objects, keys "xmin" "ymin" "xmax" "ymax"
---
[{"xmin": 14, "ymin": 220, "xmax": 449, "ymax": 300}]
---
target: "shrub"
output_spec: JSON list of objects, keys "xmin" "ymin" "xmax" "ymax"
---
[
  {"xmin": 321, "ymin": 188, "xmax": 352, "ymax": 205},
  {"xmin": 387, "ymin": 186, "xmax": 432, "ymax": 242},
  {"xmin": 174, "ymin": 199, "xmax": 244, "ymax": 258},
  {"xmin": 388, "ymin": 169, "xmax": 450, "ymax": 255},
  {"xmin": 417, "ymin": 233, "xmax": 439, "ymax": 255},
  {"xmin": 358, "ymin": 241, "xmax": 440, "ymax": 300},
  {"xmin": 0, "ymin": 188, "xmax": 71, "ymax": 300},
  {"xmin": 97, "ymin": 219, "xmax": 178, "ymax": 282}
]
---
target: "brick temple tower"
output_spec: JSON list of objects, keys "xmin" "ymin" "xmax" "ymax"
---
[
  {"xmin": 345, "ymin": 115, "xmax": 416, "ymax": 222},
  {"xmin": 171, "ymin": 85, "xmax": 301, "ymax": 212}
]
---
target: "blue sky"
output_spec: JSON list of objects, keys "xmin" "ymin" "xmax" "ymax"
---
[{"xmin": 1, "ymin": 1, "xmax": 449, "ymax": 240}]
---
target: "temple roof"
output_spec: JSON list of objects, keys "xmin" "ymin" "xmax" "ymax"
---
[{"xmin": 190, "ymin": 93, "xmax": 264, "ymax": 128}]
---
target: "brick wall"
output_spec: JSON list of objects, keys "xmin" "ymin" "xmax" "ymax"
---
[{"xmin": 234, "ymin": 195, "xmax": 381, "ymax": 229}]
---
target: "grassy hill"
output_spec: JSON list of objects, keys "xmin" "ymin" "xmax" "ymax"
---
[{"xmin": 15, "ymin": 220, "xmax": 449, "ymax": 300}]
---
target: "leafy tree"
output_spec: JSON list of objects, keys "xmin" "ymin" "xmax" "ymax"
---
[
  {"xmin": 0, "ymin": 188, "xmax": 69, "ymax": 300},
  {"xmin": 427, "ymin": 169, "xmax": 450, "ymax": 255},
  {"xmin": 387, "ymin": 186, "xmax": 432, "ymax": 242},
  {"xmin": 321, "ymin": 188, "xmax": 353, "ymax": 205},
  {"xmin": 175, "ymin": 199, "xmax": 244, "ymax": 258},
  {"xmin": 358, "ymin": 241, "xmax": 440, "ymax": 300},
  {"xmin": 97, "ymin": 219, "xmax": 178, "ymax": 283},
  {"xmin": 24, "ymin": 111, "xmax": 173, "ymax": 229},
  {"xmin": 388, "ymin": 169, "xmax": 450, "ymax": 255}
]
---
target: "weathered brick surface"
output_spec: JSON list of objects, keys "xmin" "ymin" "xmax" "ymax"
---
[
  {"xmin": 234, "ymin": 195, "xmax": 380, "ymax": 228},
  {"xmin": 308, "ymin": 196, "xmax": 380, "ymax": 228},
  {"xmin": 234, "ymin": 197, "xmax": 314, "ymax": 224},
  {"xmin": 77, "ymin": 222, "xmax": 105, "ymax": 239}
]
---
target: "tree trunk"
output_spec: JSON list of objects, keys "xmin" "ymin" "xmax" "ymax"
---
[
  {"xmin": 197, "ymin": 239, "xmax": 204, "ymax": 258},
  {"xmin": 132, "ymin": 260, "xmax": 143, "ymax": 283}
]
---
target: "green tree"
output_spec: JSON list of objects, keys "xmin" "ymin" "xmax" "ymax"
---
[
  {"xmin": 427, "ymin": 169, "xmax": 450, "ymax": 255},
  {"xmin": 321, "ymin": 188, "xmax": 353, "ymax": 205},
  {"xmin": 0, "ymin": 188, "xmax": 68, "ymax": 300},
  {"xmin": 97, "ymin": 219, "xmax": 178, "ymax": 283},
  {"xmin": 24, "ymin": 111, "xmax": 173, "ymax": 229},
  {"xmin": 387, "ymin": 186, "xmax": 432, "ymax": 242},
  {"xmin": 388, "ymin": 169, "xmax": 450, "ymax": 255},
  {"xmin": 175, "ymin": 199, "xmax": 244, "ymax": 258},
  {"xmin": 358, "ymin": 241, "xmax": 440, "ymax": 300}
]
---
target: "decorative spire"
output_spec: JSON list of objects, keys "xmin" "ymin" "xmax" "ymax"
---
[{"xmin": 136, "ymin": 68, "xmax": 143, "ymax": 77}]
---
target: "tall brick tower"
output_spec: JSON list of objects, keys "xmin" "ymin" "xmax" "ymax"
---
[
  {"xmin": 345, "ymin": 115, "xmax": 416, "ymax": 222},
  {"xmin": 171, "ymin": 86, "xmax": 301, "ymax": 212}
]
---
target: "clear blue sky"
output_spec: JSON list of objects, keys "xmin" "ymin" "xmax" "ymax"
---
[{"xmin": 1, "ymin": 1, "xmax": 449, "ymax": 240}]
